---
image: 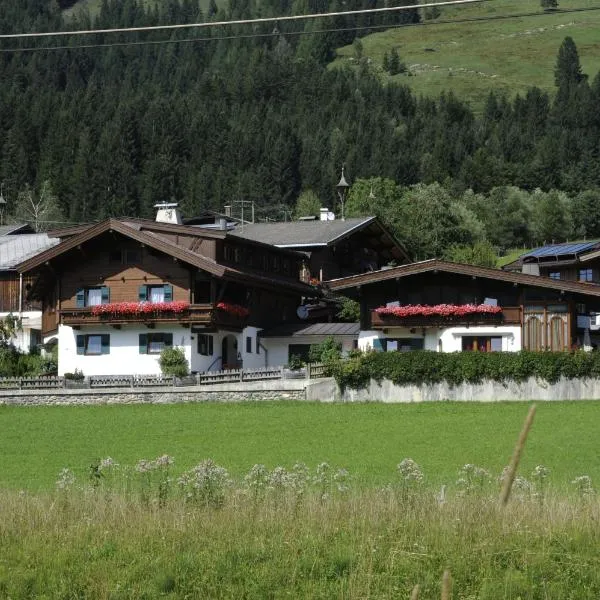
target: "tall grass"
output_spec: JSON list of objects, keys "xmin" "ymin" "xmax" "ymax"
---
[{"xmin": 2, "ymin": 460, "xmax": 600, "ymax": 598}]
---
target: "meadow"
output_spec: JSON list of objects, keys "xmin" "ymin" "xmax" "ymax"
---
[
  {"xmin": 1, "ymin": 400, "xmax": 599, "ymax": 491},
  {"xmin": 334, "ymin": 0, "xmax": 600, "ymax": 110},
  {"xmin": 3, "ymin": 401, "xmax": 600, "ymax": 597}
]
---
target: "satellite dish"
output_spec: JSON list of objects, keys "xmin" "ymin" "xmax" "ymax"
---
[{"xmin": 296, "ymin": 305, "xmax": 309, "ymax": 320}]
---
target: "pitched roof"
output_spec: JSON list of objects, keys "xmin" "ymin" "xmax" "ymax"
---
[
  {"xmin": 326, "ymin": 259, "xmax": 600, "ymax": 298},
  {"xmin": 503, "ymin": 240, "xmax": 600, "ymax": 270},
  {"xmin": 16, "ymin": 218, "xmax": 316, "ymax": 296},
  {"xmin": 0, "ymin": 223, "xmax": 34, "ymax": 236},
  {"xmin": 259, "ymin": 322, "xmax": 360, "ymax": 337},
  {"xmin": 229, "ymin": 217, "xmax": 377, "ymax": 247},
  {"xmin": 0, "ymin": 234, "xmax": 60, "ymax": 270}
]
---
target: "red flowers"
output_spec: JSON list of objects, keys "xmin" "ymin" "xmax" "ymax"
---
[
  {"xmin": 91, "ymin": 301, "xmax": 190, "ymax": 316},
  {"xmin": 216, "ymin": 302, "xmax": 250, "ymax": 318},
  {"xmin": 375, "ymin": 304, "xmax": 502, "ymax": 318}
]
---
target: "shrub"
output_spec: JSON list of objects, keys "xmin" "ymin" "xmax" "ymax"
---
[
  {"xmin": 64, "ymin": 369, "xmax": 85, "ymax": 381},
  {"xmin": 158, "ymin": 347, "xmax": 188, "ymax": 377},
  {"xmin": 309, "ymin": 336, "xmax": 342, "ymax": 364},
  {"xmin": 332, "ymin": 350, "xmax": 600, "ymax": 391}
]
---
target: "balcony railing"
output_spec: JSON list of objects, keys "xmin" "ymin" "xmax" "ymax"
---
[
  {"xmin": 371, "ymin": 306, "xmax": 521, "ymax": 329},
  {"xmin": 61, "ymin": 304, "xmax": 220, "ymax": 327}
]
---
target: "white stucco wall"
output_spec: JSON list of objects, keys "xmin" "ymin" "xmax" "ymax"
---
[
  {"xmin": 438, "ymin": 325, "xmax": 521, "ymax": 352},
  {"xmin": 59, "ymin": 324, "xmax": 192, "ymax": 376},
  {"xmin": 58, "ymin": 324, "xmax": 269, "ymax": 376},
  {"xmin": 1, "ymin": 310, "xmax": 42, "ymax": 353},
  {"xmin": 357, "ymin": 325, "xmax": 522, "ymax": 353}
]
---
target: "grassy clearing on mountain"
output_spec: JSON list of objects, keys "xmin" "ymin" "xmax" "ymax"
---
[
  {"xmin": 1, "ymin": 401, "xmax": 599, "ymax": 491},
  {"xmin": 334, "ymin": 0, "xmax": 600, "ymax": 110}
]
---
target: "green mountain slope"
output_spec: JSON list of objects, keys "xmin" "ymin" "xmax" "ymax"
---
[{"xmin": 333, "ymin": 0, "xmax": 600, "ymax": 110}]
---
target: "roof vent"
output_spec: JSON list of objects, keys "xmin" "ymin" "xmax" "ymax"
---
[
  {"xmin": 320, "ymin": 208, "xmax": 335, "ymax": 221},
  {"xmin": 154, "ymin": 203, "xmax": 183, "ymax": 225}
]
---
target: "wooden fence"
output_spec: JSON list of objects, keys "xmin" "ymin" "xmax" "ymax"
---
[{"xmin": 0, "ymin": 364, "xmax": 327, "ymax": 390}]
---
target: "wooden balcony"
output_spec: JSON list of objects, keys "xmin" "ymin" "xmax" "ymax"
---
[
  {"xmin": 371, "ymin": 306, "xmax": 521, "ymax": 329},
  {"xmin": 61, "ymin": 304, "xmax": 248, "ymax": 330}
]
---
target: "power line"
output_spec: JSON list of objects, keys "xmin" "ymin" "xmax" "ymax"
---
[
  {"xmin": 0, "ymin": 0, "xmax": 494, "ymax": 40},
  {"xmin": 1, "ymin": 5, "xmax": 599, "ymax": 53}
]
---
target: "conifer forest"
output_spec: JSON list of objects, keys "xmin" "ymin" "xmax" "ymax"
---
[{"xmin": 1, "ymin": 0, "xmax": 600, "ymax": 258}]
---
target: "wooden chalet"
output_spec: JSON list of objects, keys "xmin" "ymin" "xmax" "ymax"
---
[
  {"xmin": 17, "ymin": 215, "xmax": 319, "ymax": 375},
  {"xmin": 229, "ymin": 214, "xmax": 410, "ymax": 282},
  {"xmin": 327, "ymin": 260, "xmax": 600, "ymax": 353}
]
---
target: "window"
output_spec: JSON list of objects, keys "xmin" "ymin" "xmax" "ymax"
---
[
  {"xmin": 256, "ymin": 336, "xmax": 260, "ymax": 354},
  {"xmin": 385, "ymin": 338, "xmax": 425, "ymax": 352},
  {"xmin": 461, "ymin": 336, "xmax": 502, "ymax": 352},
  {"xmin": 76, "ymin": 286, "xmax": 110, "ymax": 308},
  {"xmin": 197, "ymin": 334, "xmax": 213, "ymax": 356},
  {"xmin": 549, "ymin": 272, "xmax": 561, "ymax": 280},
  {"xmin": 109, "ymin": 249, "xmax": 141, "ymax": 264},
  {"xmin": 579, "ymin": 268, "xmax": 594, "ymax": 282},
  {"xmin": 76, "ymin": 334, "xmax": 110, "ymax": 355},
  {"xmin": 246, "ymin": 336, "xmax": 252, "ymax": 353},
  {"xmin": 288, "ymin": 344, "xmax": 311, "ymax": 362},
  {"xmin": 109, "ymin": 250, "xmax": 122, "ymax": 263},
  {"xmin": 139, "ymin": 333, "xmax": 173, "ymax": 354},
  {"xmin": 138, "ymin": 284, "xmax": 173, "ymax": 303}
]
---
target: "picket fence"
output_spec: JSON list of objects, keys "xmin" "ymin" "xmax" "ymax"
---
[{"xmin": 0, "ymin": 363, "xmax": 327, "ymax": 390}]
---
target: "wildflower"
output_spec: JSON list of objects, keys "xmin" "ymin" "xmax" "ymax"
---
[
  {"xmin": 456, "ymin": 464, "xmax": 490, "ymax": 494},
  {"xmin": 155, "ymin": 455, "xmax": 174, "ymax": 468},
  {"xmin": 572, "ymin": 475, "xmax": 594, "ymax": 498},
  {"xmin": 99, "ymin": 457, "xmax": 119, "ymax": 471},
  {"xmin": 135, "ymin": 459, "xmax": 156, "ymax": 473},
  {"xmin": 397, "ymin": 458, "xmax": 424, "ymax": 484},
  {"xmin": 56, "ymin": 468, "xmax": 76, "ymax": 490}
]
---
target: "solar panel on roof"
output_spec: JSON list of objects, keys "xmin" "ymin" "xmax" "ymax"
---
[{"xmin": 523, "ymin": 241, "xmax": 600, "ymax": 259}]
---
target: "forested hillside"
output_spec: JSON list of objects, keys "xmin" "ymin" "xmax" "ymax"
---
[{"xmin": 1, "ymin": 0, "xmax": 599, "ymax": 257}]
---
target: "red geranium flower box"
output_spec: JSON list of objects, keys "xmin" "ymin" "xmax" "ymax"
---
[{"xmin": 374, "ymin": 303, "xmax": 502, "ymax": 318}]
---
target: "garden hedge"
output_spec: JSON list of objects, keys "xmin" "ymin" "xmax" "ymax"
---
[{"xmin": 330, "ymin": 351, "xmax": 600, "ymax": 391}]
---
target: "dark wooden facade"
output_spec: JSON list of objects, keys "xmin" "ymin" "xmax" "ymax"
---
[
  {"xmin": 0, "ymin": 273, "xmax": 41, "ymax": 313},
  {"xmin": 20, "ymin": 221, "xmax": 314, "ymax": 336},
  {"xmin": 327, "ymin": 261, "xmax": 600, "ymax": 352}
]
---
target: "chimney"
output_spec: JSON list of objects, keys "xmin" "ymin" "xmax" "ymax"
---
[
  {"xmin": 320, "ymin": 208, "xmax": 335, "ymax": 221},
  {"xmin": 224, "ymin": 204, "xmax": 232, "ymax": 218},
  {"xmin": 154, "ymin": 203, "xmax": 183, "ymax": 225}
]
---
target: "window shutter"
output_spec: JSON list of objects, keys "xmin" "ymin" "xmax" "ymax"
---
[
  {"xmin": 163, "ymin": 284, "xmax": 173, "ymax": 302},
  {"xmin": 139, "ymin": 334, "xmax": 148, "ymax": 354},
  {"xmin": 101, "ymin": 335, "xmax": 110, "ymax": 354},
  {"xmin": 164, "ymin": 333, "xmax": 173, "ymax": 347},
  {"xmin": 76, "ymin": 289, "xmax": 85, "ymax": 308},
  {"xmin": 372, "ymin": 338, "xmax": 384, "ymax": 352},
  {"xmin": 138, "ymin": 285, "xmax": 147, "ymax": 302},
  {"xmin": 208, "ymin": 335, "xmax": 213, "ymax": 356},
  {"xmin": 76, "ymin": 335, "xmax": 85, "ymax": 355},
  {"xmin": 101, "ymin": 286, "xmax": 110, "ymax": 304}
]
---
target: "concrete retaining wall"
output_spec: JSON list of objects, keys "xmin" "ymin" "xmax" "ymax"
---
[
  {"xmin": 3, "ymin": 377, "xmax": 600, "ymax": 405},
  {"xmin": 305, "ymin": 377, "xmax": 600, "ymax": 402}
]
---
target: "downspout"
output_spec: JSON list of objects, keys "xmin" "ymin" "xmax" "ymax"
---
[{"xmin": 19, "ymin": 272, "xmax": 23, "ymax": 315}]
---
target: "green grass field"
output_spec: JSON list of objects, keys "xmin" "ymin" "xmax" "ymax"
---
[
  {"xmin": 2, "ymin": 401, "xmax": 599, "ymax": 491},
  {"xmin": 334, "ymin": 0, "xmax": 600, "ymax": 110}
]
